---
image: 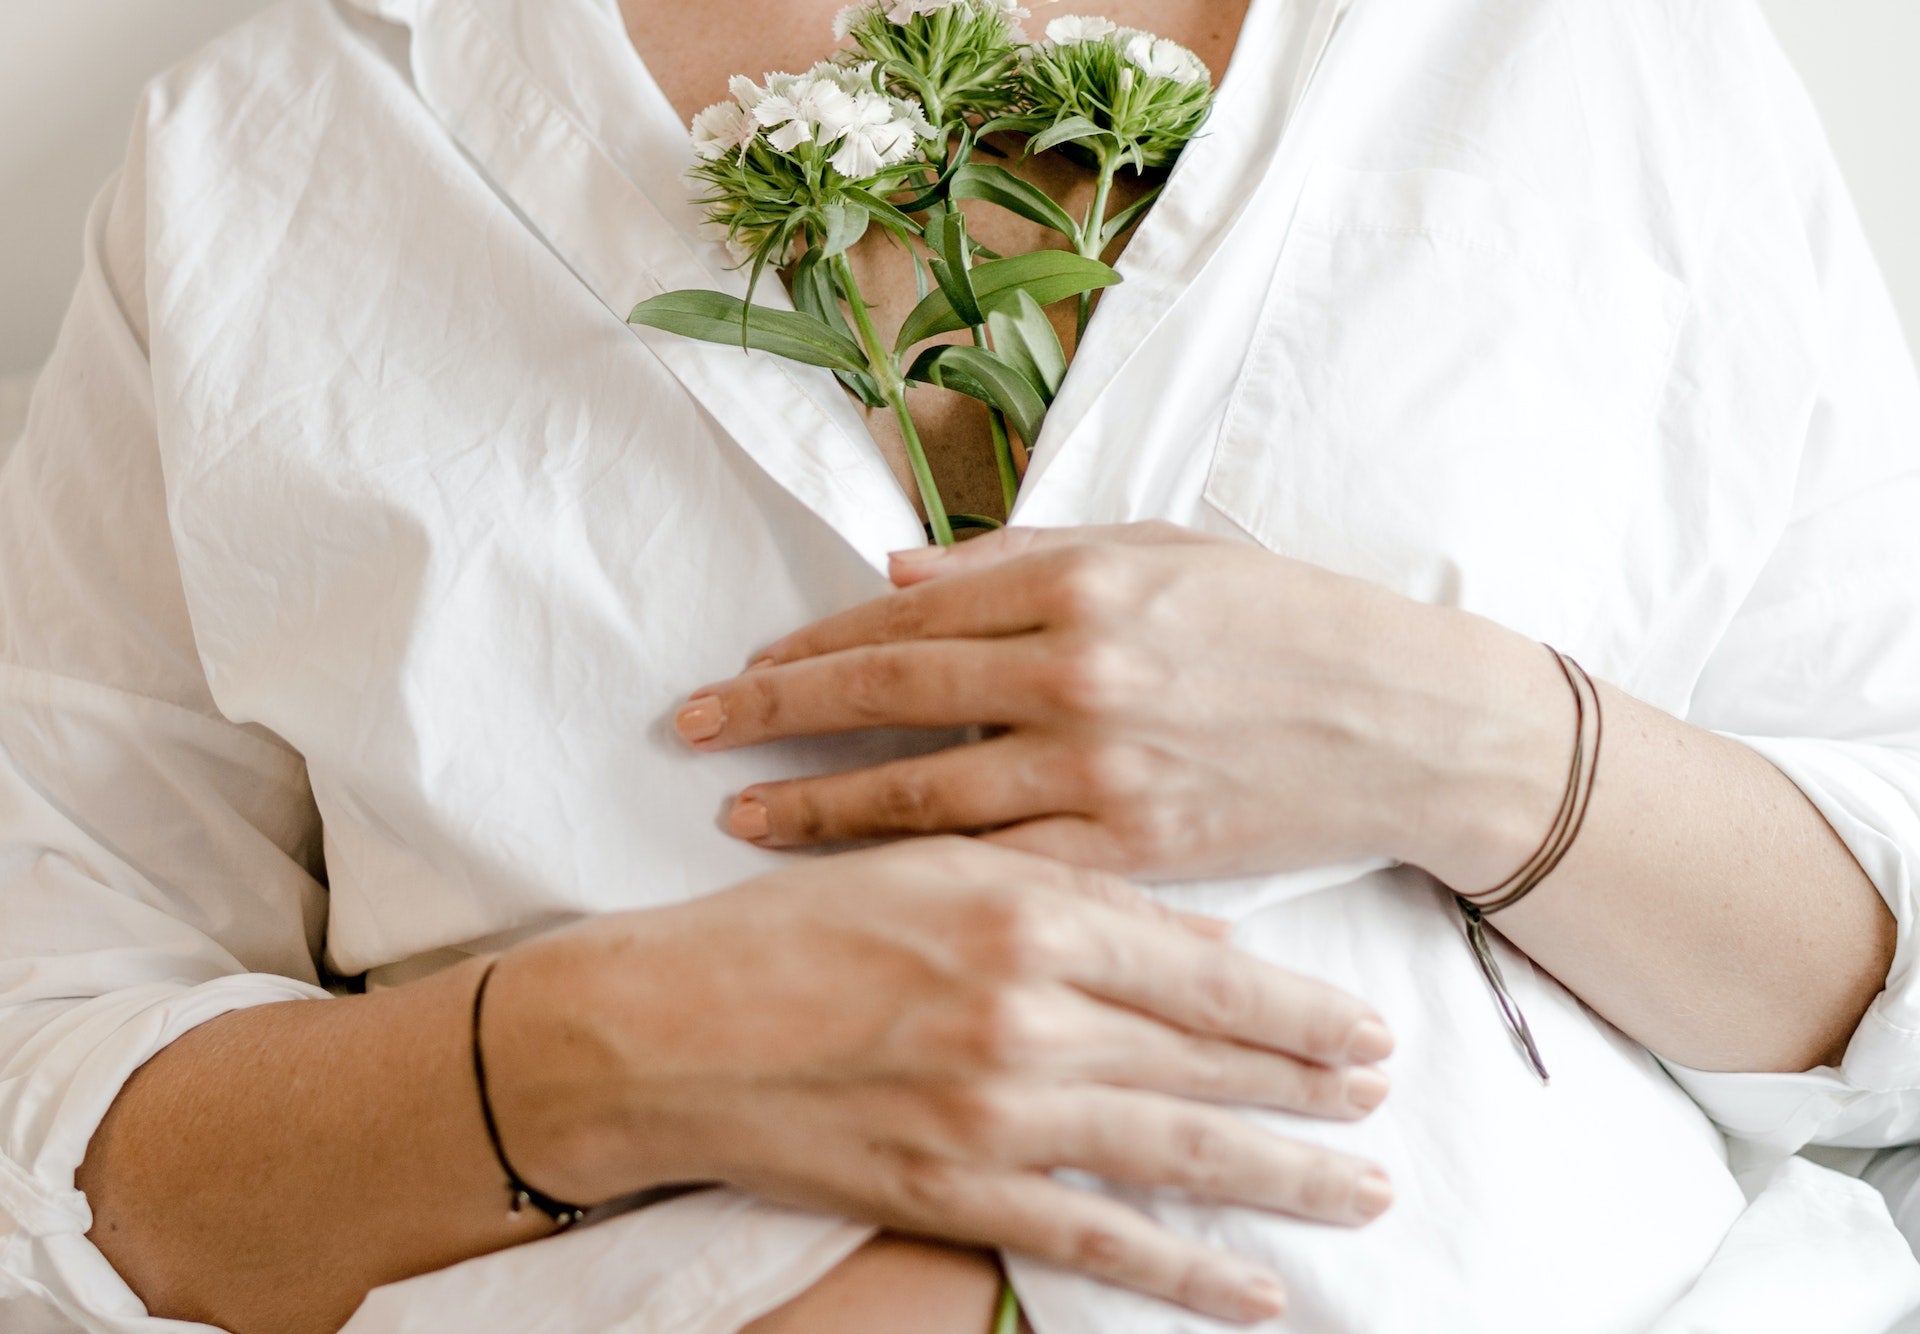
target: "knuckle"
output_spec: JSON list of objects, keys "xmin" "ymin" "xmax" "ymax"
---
[
  {"xmin": 972, "ymin": 893, "xmax": 1072, "ymax": 978},
  {"xmin": 890, "ymin": 1155, "xmax": 966, "ymax": 1219},
  {"xmin": 879, "ymin": 770, "xmax": 942, "ymax": 829},
  {"xmin": 1294, "ymin": 1062, "xmax": 1351, "ymax": 1116},
  {"xmin": 1114, "ymin": 804, "xmax": 1191, "ymax": 871},
  {"xmin": 1043, "ymin": 641, "xmax": 1139, "ymax": 718},
  {"xmin": 877, "ymin": 593, "xmax": 929, "ymax": 642},
  {"xmin": 842, "ymin": 651, "xmax": 910, "ymax": 723},
  {"xmin": 1300, "ymin": 998, "xmax": 1356, "ymax": 1063},
  {"xmin": 1044, "ymin": 550, "xmax": 1126, "ymax": 624},
  {"xmin": 783, "ymin": 787, "xmax": 829, "ymax": 843},
  {"xmin": 1292, "ymin": 1154, "xmax": 1346, "ymax": 1217},
  {"xmin": 1170, "ymin": 1115, "xmax": 1237, "ymax": 1194},
  {"xmin": 962, "ymin": 987, "xmax": 1053, "ymax": 1070},
  {"xmin": 1193, "ymin": 964, "xmax": 1256, "ymax": 1034},
  {"xmin": 1075, "ymin": 742, "xmax": 1153, "ymax": 806},
  {"xmin": 1062, "ymin": 1222, "xmax": 1134, "ymax": 1276}
]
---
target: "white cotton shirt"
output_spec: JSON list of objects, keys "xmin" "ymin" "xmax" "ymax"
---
[{"xmin": 5, "ymin": 0, "xmax": 1920, "ymax": 1329}]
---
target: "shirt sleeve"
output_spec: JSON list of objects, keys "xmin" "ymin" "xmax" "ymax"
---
[
  {"xmin": 0, "ymin": 105, "xmax": 331, "ymax": 1331},
  {"xmin": 1656, "ymin": 8, "xmax": 1920, "ymax": 1167}
]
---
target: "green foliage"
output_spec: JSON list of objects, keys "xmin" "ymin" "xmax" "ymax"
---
[
  {"xmin": 628, "ymin": 291, "xmax": 869, "ymax": 374},
  {"xmin": 837, "ymin": 0, "xmax": 1028, "ymax": 132}
]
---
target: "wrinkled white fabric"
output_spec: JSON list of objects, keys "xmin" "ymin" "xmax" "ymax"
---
[{"xmin": 4, "ymin": 0, "xmax": 1920, "ymax": 1329}]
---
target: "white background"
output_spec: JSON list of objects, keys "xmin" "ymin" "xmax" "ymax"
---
[{"xmin": 0, "ymin": 0, "xmax": 1916, "ymax": 376}]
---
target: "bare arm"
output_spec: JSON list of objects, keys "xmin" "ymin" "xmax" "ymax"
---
[
  {"xmin": 78, "ymin": 958, "xmax": 542, "ymax": 1334},
  {"xmin": 1390, "ymin": 608, "xmax": 1892, "ymax": 1074},
  {"xmin": 78, "ymin": 839, "xmax": 1397, "ymax": 1331},
  {"xmin": 680, "ymin": 524, "xmax": 1894, "ymax": 1075}
]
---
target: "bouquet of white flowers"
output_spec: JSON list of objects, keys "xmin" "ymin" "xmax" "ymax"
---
[{"xmin": 630, "ymin": 0, "xmax": 1216, "ymax": 546}]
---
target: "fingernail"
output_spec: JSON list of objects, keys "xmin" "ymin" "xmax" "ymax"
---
[
  {"xmin": 1354, "ymin": 1169, "xmax": 1394, "ymax": 1221},
  {"xmin": 1343, "ymin": 1065, "xmax": 1390, "ymax": 1114},
  {"xmin": 745, "ymin": 656, "xmax": 778, "ymax": 672},
  {"xmin": 1346, "ymin": 1017, "xmax": 1394, "ymax": 1065},
  {"xmin": 727, "ymin": 796, "xmax": 770, "ymax": 840},
  {"xmin": 674, "ymin": 696, "xmax": 725, "ymax": 744},
  {"xmin": 888, "ymin": 545, "xmax": 946, "ymax": 566},
  {"xmin": 1237, "ymin": 1276, "xmax": 1287, "ymax": 1320}
]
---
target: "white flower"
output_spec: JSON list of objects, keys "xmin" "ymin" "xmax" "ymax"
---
[
  {"xmin": 878, "ymin": 0, "xmax": 1027, "ymax": 28},
  {"xmin": 829, "ymin": 92, "xmax": 925, "ymax": 177},
  {"xmin": 832, "ymin": 3, "xmax": 866, "ymax": 38},
  {"xmin": 1044, "ymin": 14, "xmax": 1115, "ymax": 45},
  {"xmin": 1122, "ymin": 32, "xmax": 1209, "ymax": 85},
  {"xmin": 689, "ymin": 100, "xmax": 757, "ymax": 160},
  {"xmin": 747, "ymin": 70, "xmax": 859, "ymax": 153}
]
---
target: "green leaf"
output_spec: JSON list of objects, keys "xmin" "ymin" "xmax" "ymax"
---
[
  {"xmin": 841, "ymin": 187, "xmax": 924, "ymax": 239},
  {"xmin": 630, "ymin": 290, "xmax": 869, "ymax": 375},
  {"xmin": 1100, "ymin": 184, "xmax": 1164, "ymax": 247},
  {"xmin": 895, "ymin": 251, "xmax": 1121, "ymax": 353},
  {"xmin": 985, "ymin": 290, "xmax": 1067, "ymax": 399},
  {"xmin": 818, "ymin": 202, "xmax": 871, "ymax": 260},
  {"xmin": 908, "ymin": 344, "xmax": 1048, "ymax": 447},
  {"xmin": 896, "ymin": 127, "xmax": 975, "ymax": 214},
  {"xmin": 791, "ymin": 251, "xmax": 887, "ymax": 409},
  {"xmin": 1029, "ymin": 115, "xmax": 1106, "ymax": 157},
  {"xmin": 975, "ymin": 113, "xmax": 1047, "ymax": 141},
  {"xmin": 949, "ymin": 512, "xmax": 1006, "ymax": 533},
  {"xmin": 928, "ymin": 209, "xmax": 984, "ymax": 327},
  {"xmin": 950, "ymin": 164, "xmax": 1078, "ymax": 241}
]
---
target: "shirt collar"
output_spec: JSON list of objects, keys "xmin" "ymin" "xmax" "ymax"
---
[{"xmin": 343, "ymin": 0, "xmax": 928, "ymax": 569}]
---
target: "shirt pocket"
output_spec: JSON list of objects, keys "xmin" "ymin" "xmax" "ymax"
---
[{"xmin": 1205, "ymin": 164, "xmax": 1688, "ymax": 642}]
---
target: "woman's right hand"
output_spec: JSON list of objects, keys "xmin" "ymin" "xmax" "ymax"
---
[{"xmin": 484, "ymin": 838, "xmax": 1395, "ymax": 1324}]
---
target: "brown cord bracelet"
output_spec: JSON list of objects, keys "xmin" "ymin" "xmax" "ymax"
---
[{"xmin": 1453, "ymin": 646, "xmax": 1604, "ymax": 1084}]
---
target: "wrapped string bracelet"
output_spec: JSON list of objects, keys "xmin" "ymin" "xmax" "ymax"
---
[{"xmin": 1454, "ymin": 646, "xmax": 1604, "ymax": 1084}]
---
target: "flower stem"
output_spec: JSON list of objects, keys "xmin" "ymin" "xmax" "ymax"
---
[
  {"xmin": 1075, "ymin": 151, "xmax": 1119, "ymax": 340},
  {"xmin": 833, "ymin": 253, "xmax": 954, "ymax": 546},
  {"xmin": 972, "ymin": 324, "xmax": 1021, "ymax": 514}
]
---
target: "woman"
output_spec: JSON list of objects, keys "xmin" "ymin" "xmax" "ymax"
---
[{"xmin": 3, "ymin": 0, "xmax": 1919, "ymax": 1330}]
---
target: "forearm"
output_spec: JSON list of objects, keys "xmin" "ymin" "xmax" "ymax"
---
[
  {"xmin": 1412, "ymin": 611, "xmax": 1896, "ymax": 1074},
  {"xmin": 77, "ymin": 955, "xmax": 554, "ymax": 1334}
]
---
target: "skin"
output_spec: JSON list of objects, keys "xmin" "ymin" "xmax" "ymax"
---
[
  {"xmin": 73, "ymin": 4, "xmax": 1895, "ymax": 1334},
  {"xmin": 679, "ymin": 523, "xmax": 1895, "ymax": 1076},
  {"xmin": 82, "ymin": 840, "xmax": 1391, "ymax": 1333}
]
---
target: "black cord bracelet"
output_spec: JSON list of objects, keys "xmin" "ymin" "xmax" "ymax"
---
[{"xmin": 470, "ymin": 956, "xmax": 589, "ymax": 1229}]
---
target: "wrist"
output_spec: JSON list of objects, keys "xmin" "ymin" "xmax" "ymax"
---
[
  {"xmin": 477, "ymin": 924, "xmax": 685, "ymax": 1207},
  {"xmin": 1388, "ymin": 607, "xmax": 1576, "ymax": 895}
]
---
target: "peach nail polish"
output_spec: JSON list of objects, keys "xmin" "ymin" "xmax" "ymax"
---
[
  {"xmin": 1343, "ymin": 1065, "xmax": 1391, "ymax": 1114},
  {"xmin": 1346, "ymin": 1017, "xmax": 1395, "ymax": 1064},
  {"xmin": 674, "ymin": 696, "xmax": 725, "ymax": 744},
  {"xmin": 888, "ymin": 546, "xmax": 946, "ymax": 566},
  {"xmin": 728, "ymin": 796, "xmax": 770, "ymax": 840},
  {"xmin": 1354, "ymin": 1170, "xmax": 1394, "ymax": 1221}
]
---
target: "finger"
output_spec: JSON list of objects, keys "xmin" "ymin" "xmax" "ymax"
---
[
  {"xmin": 887, "ymin": 520, "xmax": 1210, "ymax": 588},
  {"xmin": 751, "ymin": 560, "xmax": 1058, "ymax": 671},
  {"xmin": 1018, "ymin": 1086, "xmax": 1394, "ymax": 1226},
  {"xmin": 887, "ymin": 1168, "xmax": 1289, "ymax": 1324},
  {"xmin": 1030, "ymin": 890, "xmax": 1396, "ymax": 1067},
  {"xmin": 933, "ymin": 845, "xmax": 1394, "ymax": 1066},
  {"xmin": 731, "ymin": 735, "xmax": 1074, "ymax": 847},
  {"xmin": 1031, "ymin": 988, "xmax": 1392, "ymax": 1120},
  {"xmin": 676, "ymin": 640, "xmax": 1050, "ymax": 750},
  {"xmin": 983, "ymin": 814, "xmax": 1135, "ymax": 873},
  {"xmin": 933, "ymin": 983, "xmax": 1389, "ymax": 1119}
]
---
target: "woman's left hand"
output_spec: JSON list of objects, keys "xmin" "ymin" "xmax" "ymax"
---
[{"xmin": 675, "ymin": 522, "xmax": 1565, "ymax": 888}]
